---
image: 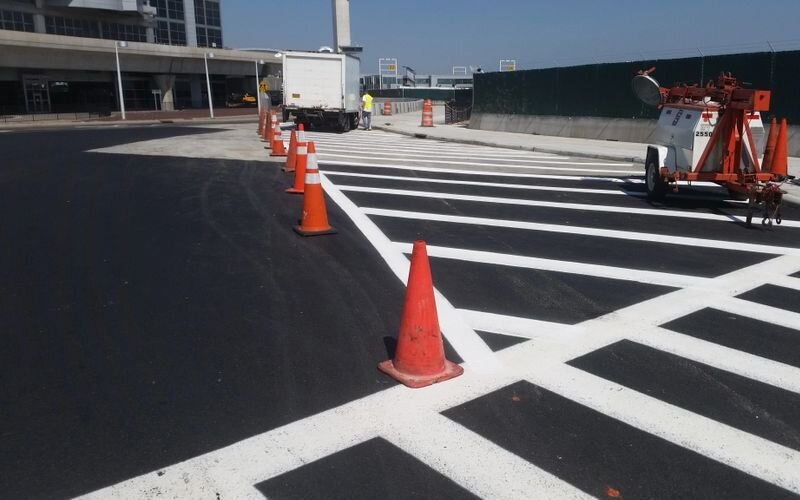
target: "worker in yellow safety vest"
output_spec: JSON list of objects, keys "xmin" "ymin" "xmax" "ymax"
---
[{"xmin": 361, "ymin": 91, "xmax": 373, "ymax": 130}]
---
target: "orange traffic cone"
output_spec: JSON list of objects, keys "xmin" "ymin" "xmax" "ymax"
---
[
  {"xmin": 293, "ymin": 142, "xmax": 336, "ymax": 235},
  {"xmin": 762, "ymin": 117, "xmax": 778, "ymax": 172},
  {"xmin": 286, "ymin": 138, "xmax": 307, "ymax": 193},
  {"xmin": 383, "ymin": 101, "xmax": 392, "ymax": 116},
  {"xmin": 421, "ymin": 99, "xmax": 434, "ymax": 127},
  {"xmin": 264, "ymin": 110, "xmax": 277, "ymax": 144},
  {"xmin": 378, "ymin": 240, "xmax": 463, "ymax": 388},
  {"xmin": 283, "ymin": 130, "xmax": 298, "ymax": 172},
  {"xmin": 270, "ymin": 122, "xmax": 287, "ymax": 157},
  {"xmin": 771, "ymin": 118, "xmax": 788, "ymax": 178}
]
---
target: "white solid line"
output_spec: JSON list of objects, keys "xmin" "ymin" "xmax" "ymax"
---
[
  {"xmin": 320, "ymin": 159, "xmax": 633, "ymax": 182},
  {"xmin": 385, "ymin": 412, "xmax": 593, "ymax": 500},
  {"xmin": 341, "ymin": 185, "xmax": 800, "ymax": 228},
  {"xmin": 311, "ymin": 144, "xmax": 562, "ymax": 162},
  {"xmin": 318, "ymin": 173, "xmax": 500, "ymax": 372},
  {"xmin": 774, "ymin": 276, "xmax": 800, "ymax": 292},
  {"xmin": 325, "ymin": 170, "xmax": 628, "ymax": 195},
  {"xmin": 395, "ymin": 242, "xmax": 708, "ymax": 288},
  {"xmin": 527, "ymin": 363, "xmax": 800, "ymax": 494},
  {"xmin": 323, "ymin": 170, "xmax": 745, "ymax": 204},
  {"xmin": 319, "ymin": 152, "xmax": 636, "ymax": 171},
  {"xmin": 457, "ymin": 309, "xmax": 583, "ymax": 341},
  {"xmin": 317, "ymin": 148, "xmax": 628, "ymax": 166},
  {"xmin": 715, "ymin": 297, "xmax": 800, "ymax": 332},
  {"xmin": 362, "ymin": 207, "xmax": 800, "ymax": 256},
  {"xmin": 320, "ymin": 157, "xmax": 638, "ymax": 174},
  {"xmin": 632, "ymin": 325, "xmax": 800, "ymax": 395},
  {"xmin": 307, "ymin": 140, "xmax": 563, "ymax": 158}
]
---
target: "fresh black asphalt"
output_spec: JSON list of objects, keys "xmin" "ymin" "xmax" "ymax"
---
[
  {"xmin": 2, "ymin": 125, "xmax": 799, "ymax": 498},
  {"xmin": 0, "ymin": 126, "xmax": 405, "ymax": 498}
]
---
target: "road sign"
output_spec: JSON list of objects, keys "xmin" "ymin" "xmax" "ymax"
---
[{"xmin": 259, "ymin": 82, "xmax": 268, "ymax": 93}]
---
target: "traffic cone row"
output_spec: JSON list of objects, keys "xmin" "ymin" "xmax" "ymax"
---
[
  {"xmin": 255, "ymin": 111, "xmax": 462, "ymax": 390},
  {"xmin": 421, "ymin": 99, "xmax": 434, "ymax": 127},
  {"xmin": 763, "ymin": 117, "xmax": 789, "ymax": 179}
]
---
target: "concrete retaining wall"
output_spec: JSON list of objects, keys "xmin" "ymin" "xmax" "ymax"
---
[
  {"xmin": 470, "ymin": 112, "xmax": 800, "ymax": 157},
  {"xmin": 374, "ymin": 99, "xmax": 423, "ymax": 115}
]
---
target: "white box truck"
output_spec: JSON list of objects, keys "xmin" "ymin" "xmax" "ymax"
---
[{"xmin": 281, "ymin": 50, "xmax": 361, "ymax": 132}]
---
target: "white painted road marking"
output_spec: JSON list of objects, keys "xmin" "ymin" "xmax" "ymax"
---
[
  {"xmin": 362, "ymin": 207, "xmax": 800, "ymax": 256},
  {"xmin": 340, "ymin": 185, "xmax": 800, "ymax": 228},
  {"xmin": 319, "ymin": 159, "xmax": 637, "ymax": 183},
  {"xmin": 394, "ymin": 241, "xmax": 709, "ymax": 288},
  {"xmin": 77, "ymin": 123, "xmax": 800, "ymax": 498}
]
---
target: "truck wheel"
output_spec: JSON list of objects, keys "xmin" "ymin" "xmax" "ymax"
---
[
  {"xmin": 338, "ymin": 114, "xmax": 351, "ymax": 132},
  {"xmin": 350, "ymin": 114, "xmax": 360, "ymax": 130},
  {"xmin": 645, "ymin": 160, "xmax": 667, "ymax": 201},
  {"xmin": 282, "ymin": 109, "xmax": 290, "ymax": 122}
]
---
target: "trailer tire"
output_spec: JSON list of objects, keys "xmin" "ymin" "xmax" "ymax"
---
[
  {"xmin": 645, "ymin": 160, "xmax": 667, "ymax": 201},
  {"xmin": 338, "ymin": 113, "xmax": 351, "ymax": 133}
]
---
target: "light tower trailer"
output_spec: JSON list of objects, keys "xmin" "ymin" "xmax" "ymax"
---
[
  {"xmin": 281, "ymin": 50, "xmax": 361, "ymax": 132},
  {"xmin": 633, "ymin": 70, "xmax": 792, "ymax": 226}
]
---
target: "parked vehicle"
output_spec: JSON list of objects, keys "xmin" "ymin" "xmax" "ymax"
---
[{"xmin": 281, "ymin": 50, "xmax": 361, "ymax": 132}]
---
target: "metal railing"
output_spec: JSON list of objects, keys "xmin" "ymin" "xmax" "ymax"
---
[
  {"xmin": 444, "ymin": 101, "xmax": 471, "ymax": 124},
  {"xmin": 0, "ymin": 107, "xmax": 109, "ymax": 123}
]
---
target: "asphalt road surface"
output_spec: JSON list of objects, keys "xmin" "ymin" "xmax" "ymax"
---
[{"xmin": 1, "ymin": 123, "xmax": 799, "ymax": 499}]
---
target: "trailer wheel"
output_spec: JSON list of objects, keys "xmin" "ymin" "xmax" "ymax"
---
[
  {"xmin": 338, "ymin": 113, "xmax": 351, "ymax": 133},
  {"xmin": 350, "ymin": 114, "xmax": 360, "ymax": 130},
  {"xmin": 645, "ymin": 160, "xmax": 667, "ymax": 201}
]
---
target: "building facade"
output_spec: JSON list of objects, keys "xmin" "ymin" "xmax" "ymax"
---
[
  {"xmin": 0, "ymin": 0, "xmax": 222, "ymax": 47},
  {"xmin": 0, "ymin": 0, "xmax": 278, "ymax": 115}
]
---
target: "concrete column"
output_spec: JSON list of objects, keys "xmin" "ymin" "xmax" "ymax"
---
[
  {"xmin": 331, "ymin": 0, "xmax": 351, "ymax": 51},
  {"xmin": 146, "ymin": 26, "xmax": 155, "ymax": 43},
  {"xmin": 153, "ymin": 74, "xmax": 176, "ymax": 111},
  {"xmin": 183, "ymin": 0, "xmax": 198, "ymax": 47},
  {"xmin": 33, "ymin": 0, "xmax": 45, "ymax": 33},
  {"xmin": 190, "ymin": 79, "xmax": 203, "ymax": 108},
  {"xmin": 33, "ymin": 13, "xmax": 45, "ymax": 33}
]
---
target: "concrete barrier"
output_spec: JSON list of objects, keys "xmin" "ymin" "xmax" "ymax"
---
[
  {"xmin": 374, "ymin": 99, "xmax": 424, "ymax": 115},
  {"xmin": 470, "ymin": 112, "xmax": 800, "ymax": 157}
]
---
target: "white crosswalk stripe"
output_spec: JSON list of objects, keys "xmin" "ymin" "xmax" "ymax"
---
[{"xmin": 85, "ymin": 123, "xmax": 800, "ymax": 498}]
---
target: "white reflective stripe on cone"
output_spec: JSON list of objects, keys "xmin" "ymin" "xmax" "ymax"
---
[
  {"xmin": 305, "ymin": 172, "xmax": 321, "ymax": 184},
  {"xmin": 306, "ymin": 154, "xmax": 318, "ymax": 170},
  {"xmin": 297, "ymin": 146, "xmax": 308, "ymax": 155}
]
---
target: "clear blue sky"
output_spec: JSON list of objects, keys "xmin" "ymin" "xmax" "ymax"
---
[{"xmin": 222, "ymin": 0, "xmax": 800, "ymax": 74}]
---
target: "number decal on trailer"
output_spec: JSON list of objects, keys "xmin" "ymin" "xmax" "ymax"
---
[{"xmin": 695, "ymin": 131, "xmax": 713, "ymax": 137}]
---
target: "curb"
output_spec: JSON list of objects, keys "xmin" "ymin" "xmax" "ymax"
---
[
  {"xmin": 373, "ymin": 123, "xmax": 800, "ymax": 207},
  {"xmin": 0, "ymin": 115, "xmax": 256, "ymax": 132}
]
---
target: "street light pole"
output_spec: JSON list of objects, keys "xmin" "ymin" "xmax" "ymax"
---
[
  {"xmin": 204, "ymin": 51, "xmax": 215, "ymax": 118},
  {"xmin": 114, "ymin": 41, "xmax": 128, "ymax": 120},
  {"xmin": 255, "ymin": 59, "xmax": 264, "ymax": 116}
]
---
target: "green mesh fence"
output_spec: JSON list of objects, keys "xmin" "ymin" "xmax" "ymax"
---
[{"xmin": 474, "ymin": 50, "xmax": 800, "ymax": 122}]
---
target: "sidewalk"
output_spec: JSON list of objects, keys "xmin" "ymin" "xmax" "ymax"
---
[{"xmin": 373, "ymin": 106, "xmax": 800, "ymax": 203}]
